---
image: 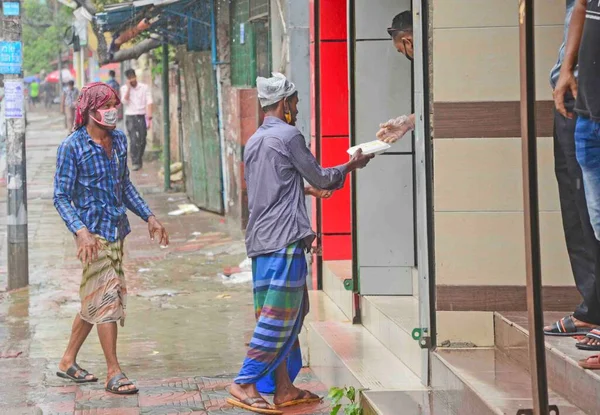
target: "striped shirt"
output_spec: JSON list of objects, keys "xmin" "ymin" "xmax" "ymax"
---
[{"xmin": 53, "ymin": 128, "xmax": 153, "ymax": 242}]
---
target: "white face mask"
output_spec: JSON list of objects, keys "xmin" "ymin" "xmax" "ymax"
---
[{"xmin": 91, "ymin": 108, "xmax": 118, "ymax": 128}]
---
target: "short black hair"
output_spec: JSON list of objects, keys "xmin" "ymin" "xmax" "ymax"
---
[
  {"xmin": 125, "ymin": 69, "xmax": 136, "ymax": 78},
  {"xmin": 109, "ymin": 70, "xmax": 116, "ymax": 77},
  {"xmin": 261, "ymin": 91, "xmax": 298, "ymax": 113},
  {"xmin": 389, "ymin": 11, "xmax": 412, "ymax": 38},
  {"xmin": 68, "ymin": 80, "xmax": 75, "ymax": 86}
]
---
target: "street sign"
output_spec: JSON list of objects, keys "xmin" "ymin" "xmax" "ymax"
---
[
  {"xmin": 3, "ymin": 2, "xmax": 20, "ymax": 16},
  {"xmin": 4, "ymin": 80, "xmax": 24, "ymax": 119},
  {"xmin": 0, "ymin": 41, "xmax": 22, "ymax": 74}
]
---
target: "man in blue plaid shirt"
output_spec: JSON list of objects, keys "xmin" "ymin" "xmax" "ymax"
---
[{"xmin": 53, "ymin": 83, "xmax": 168, "ymax": 395}]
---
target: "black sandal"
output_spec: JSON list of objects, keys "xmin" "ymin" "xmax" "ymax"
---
[
  {"xmin": 105, "ymin": 372, "xmax": 139, "ymax": 395},
  {"xmin": 543, "ymin": 315, "xmax": 593, "ymax": 337},
  {"xmin": 56, "ymin": 363, "xmax": 98, "ymax": 383}
]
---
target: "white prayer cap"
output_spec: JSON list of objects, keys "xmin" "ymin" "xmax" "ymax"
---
[{"xmin": 256, "ymin": 72, "xmax": 297, "ymax": 108}]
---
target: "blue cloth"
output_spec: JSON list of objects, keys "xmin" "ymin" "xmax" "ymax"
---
[
  {"xmin": 550, "ymin": 0, "xmax": 578, "ymax": 89},
  {"xmin": 575, "ymin": 116, "xmax": 600, "ymax": 240},
  {"xmin": 106, "ymin": 79, "xmax": 120, "ymax": 95},
  {"xmin": 54, "ymin": 128, "xmax": 153, "ymax": 241},
  {"xmin": 235, "ymin": 242, "xmax": 308, "ymax": 389}
]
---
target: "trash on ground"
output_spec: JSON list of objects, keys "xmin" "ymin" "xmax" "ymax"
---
[
  {"xmin": 0, "ymin": 351, "xmax": 23, "ymax": 359},
  {"xmin": 216, "ymin": 294, "xmax": 232, "ymax": 299},
  {"xmin": 138, "ymin": 268, "xmax": 152, "ymax": 273},
  {"xmin": 168, "ymin": 204, "xmax": 201, "ymax": 216},
  {"xmin": 221, "ymin": 271, "xmax": 253, "ymax": 285}
]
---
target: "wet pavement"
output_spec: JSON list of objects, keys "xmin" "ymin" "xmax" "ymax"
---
[{"xmin": 0, "ymin": 112, "xmax": 330, "ymax": 415}]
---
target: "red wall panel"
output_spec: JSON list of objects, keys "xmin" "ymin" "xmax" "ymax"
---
[
  {"xmin": 320, "ymin": 0, "xmax": 347, "ymax": 41},
  {"xmin": 319, "ymin": 42, "xmax": 349, "ymax": 137}
]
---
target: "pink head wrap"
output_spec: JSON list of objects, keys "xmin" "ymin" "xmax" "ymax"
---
[{"xmin": 73, "ymin": 82, "xmax": 121, "ymax": 131}]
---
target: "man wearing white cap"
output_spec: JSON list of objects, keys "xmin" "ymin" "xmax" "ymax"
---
[{"xmin": 227, "ymin": 73, "xmax": 372, "ymax": 414}]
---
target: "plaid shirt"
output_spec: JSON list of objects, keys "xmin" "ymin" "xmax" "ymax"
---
[{"xmin": 53, "ymin": 128, "xmax": 153, "ymax": 242}]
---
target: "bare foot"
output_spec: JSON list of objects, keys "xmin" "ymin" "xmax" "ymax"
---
[
  {"xmin": 273, "ymin": 386, "xmax": 320, "ymax": 406},
  {"xmin": 58, "ymin": 360, "xmax": 96, "ymax": 381},
  {"xmin": 579, "ymin": 330, "xmax": 600, "ymax": 346},
  {"xmin": 105, "ymin": 369, "xmax": 137, "ymax": 392}
]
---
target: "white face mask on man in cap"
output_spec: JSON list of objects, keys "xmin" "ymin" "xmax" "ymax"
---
[{"xmin": 256, "ymin": 73, "xmax": 299, "ymax": 126}]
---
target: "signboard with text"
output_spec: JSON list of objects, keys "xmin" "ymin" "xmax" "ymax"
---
[
  {"xmin": 3, "ymin": 2, "xmax": 20, "ymax": 15},
  {"xmin": 0, "ymin": 41, "xmax": 22, "ymax": 74},
  {"xmin": 4, "ymin": 80, "xmax": 24, "ymax": 119}
]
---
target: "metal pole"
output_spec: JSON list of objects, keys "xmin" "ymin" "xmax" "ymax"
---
[
  {"xmin": 162, "ymin": 37, "xmax": 170, "ymax": 190},
  {"xmin": 518, "ymin": 1, "xmax": 549, "ymax": 414},
  {"xmin": 2, "ymin": 0, "xmax": 29, "ymax": 290}
]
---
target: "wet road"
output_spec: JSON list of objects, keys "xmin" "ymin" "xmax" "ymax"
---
[{"xmin": 0, "ymin": 112, "xmax": 330, "ymax": 415}]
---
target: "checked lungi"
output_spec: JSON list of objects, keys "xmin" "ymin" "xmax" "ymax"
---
[{"xmin": 235, "ymin": 241, "xmax": 308, "ymax": 393}]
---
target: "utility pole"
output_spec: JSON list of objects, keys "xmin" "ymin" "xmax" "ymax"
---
[
  {"xmin": 1, "ymin": 0, "xmax": 29, "ymax": 290},
  {"xmin": 162, "ymin": 36, "xmax": 170, "ymax": 190}
]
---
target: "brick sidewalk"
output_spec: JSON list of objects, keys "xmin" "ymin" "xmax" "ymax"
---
[{"xmin": 0, "ymin": 112, "xmax": 332, "ymax": 415}]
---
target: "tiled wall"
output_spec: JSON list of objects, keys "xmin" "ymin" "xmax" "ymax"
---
[{"xmin": 432, "ymin": 1, "xmax": 573, "ymax": 304}]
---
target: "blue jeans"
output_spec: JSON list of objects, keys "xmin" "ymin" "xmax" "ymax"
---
[{"xmin": 576, "ymin": 116, "xmax": 600, "ymax": 241}]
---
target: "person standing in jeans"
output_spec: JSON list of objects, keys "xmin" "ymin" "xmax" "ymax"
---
[
  {"xmin": 555, "ymin": 0, "xmax": 600, "ymax": 368},
  {"xmin": 120, "ymin": 69, "xmax": 152, "ymax": 171}
]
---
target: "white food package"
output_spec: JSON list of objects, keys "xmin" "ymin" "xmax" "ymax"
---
[{"xmin": 347, "ymin": 140, "xmax": 391, "ymax": 156}]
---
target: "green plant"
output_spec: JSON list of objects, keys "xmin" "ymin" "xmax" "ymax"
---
[{"xmin": 329, "ymin": 386, "xmax": 362, "ymax": 415}]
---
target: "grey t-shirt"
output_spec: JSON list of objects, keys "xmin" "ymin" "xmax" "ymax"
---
[{"xmin": 244, "ymin": 116, "xmax": 347, "ymax": 258}]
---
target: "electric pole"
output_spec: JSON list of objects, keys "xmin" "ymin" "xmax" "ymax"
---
[{"xmin": 1, "ymin": 0, "xmax": 29, "ymax": 290}]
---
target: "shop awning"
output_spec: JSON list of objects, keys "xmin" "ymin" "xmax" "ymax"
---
[{"xmin": 95, "ymin": 0, "xmax": 211, "ymax": 51}]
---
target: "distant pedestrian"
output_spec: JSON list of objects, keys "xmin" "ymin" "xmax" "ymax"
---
[
  {"xmin": 120, "ymin": 69, "xmax": 152, "ymax": 171},
  {"xmin": 53, "ymin": 83, "xmax": 169, "ymax": 394},
  {"xmin": 227, "ymin": 73, "xmax": 373, "ymax": 415},
  {"xmin": 105, "ymin": 70, "xmax": 123, "ymax": 121},
  {"xmin": 62, "ymin": 81, "xmax": 79, "ymax": 130},
  {"xmin": 29, "ymin": 79, "xmax": 40, "ymax": 108}
]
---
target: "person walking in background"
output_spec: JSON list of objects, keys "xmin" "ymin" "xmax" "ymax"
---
[
  {"xmin": 120, "ymin": 69, "xmax": 152, "ymax": 171},
  {"xmin": 62, "ymin": 81, "xmax": 79, "ymax": 130},
  {"xmin": 53, "ymin": 83, "xmax": 168, "ymax": 394},
  {"xmin": 227, "ymin": 73, "xmax": 373, "ymax": 415},
  {"xmin": 106, "ymin": 70, "xmax": 123, "ymax": 122},
  {"xmin": 29, "ymin": 79, "xmax": 40, "ymax": 108},
  {"xmin": 554, "ymin": 0, "xmax": 600, "ymax": 369},
  {"xmin": 543, "ymin": 0, "xmax": 600, "ymax": 340}
]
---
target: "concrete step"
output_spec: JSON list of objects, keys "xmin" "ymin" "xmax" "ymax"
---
[
  {"xmin": 362, "ymin": 295, "xmax": 424, "ymax": 378},
  {"xmin": 497, "ymin": 311, "xmax": 600, "ymax": 414},
  {"xmin": 322, "ymin": 260, "xmax": 354, "ymax": 321},
  {"xmin": 307, "ymin": 319, "xmax": 424, "ymax": 391},
  {"xmin": 433, "ymin": 348, "xmax": 585, "ymax": 414}
]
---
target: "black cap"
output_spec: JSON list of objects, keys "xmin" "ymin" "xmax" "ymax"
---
[{"xmin": 387, "ymin": 11, "xmax": 412, "ymax": 37}]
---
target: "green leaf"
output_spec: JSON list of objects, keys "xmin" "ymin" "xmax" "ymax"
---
[
  {"xmin": 344, "ymin": 403, "xmax": 362, "ymax": 415},
  {"xmin": 345, "ymin": 386, "xmax": 356, "ymax": 403},
  {"xmin": 330, "ymin": 404, "xmax": 342, "ymax": 415},
  {"xmin": 328, "ymin": 387, "xmax": 345, "ymax": 404}
]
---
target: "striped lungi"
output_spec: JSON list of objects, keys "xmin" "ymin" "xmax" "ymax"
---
[
  {"xmin": 235, "ymin": 241, "xmax": 308, "ymax": 392},
  {"xmin": 79, "ymin": 236, "xmax": 127, "ymax": 326}
]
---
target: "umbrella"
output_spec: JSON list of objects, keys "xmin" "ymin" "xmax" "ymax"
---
[
  {"xmin": 23, "ymin": 76, "xmax": 40, "ymax": 84},
  {"xmin": 45, "ymin": 68, "xmax": 76, "ymax": 84}
]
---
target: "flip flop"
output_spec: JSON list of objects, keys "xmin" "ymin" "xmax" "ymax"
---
[
  {"xmin": 544, "ymin": 315, "xmax": 593, "ymax": 337},
  {"xmin": 226, "ymin": 397, "xmax": 283, "ymax": 415},
  {"xmin": 56, "ymin": 363, "xmax": 98, "ymax": 383},
  {"xmin": 576, "ymin": 328, "xmax": 600, "ymax": 351},
  {"xmin": 276, "ymin": 389, "xmax": 322, "ymax": 408},
  {"xmin": 579, "ymin": 354, "xmax": 600, "ymax": 370},
  {"xmin": 105, "ymin": 372, "xmax": 139, "ymax": 395}
]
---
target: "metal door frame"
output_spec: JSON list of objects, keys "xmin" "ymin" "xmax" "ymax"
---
[{"xmin": 412, "ymin": 0, "xmax": 435, "ymax": 385}]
